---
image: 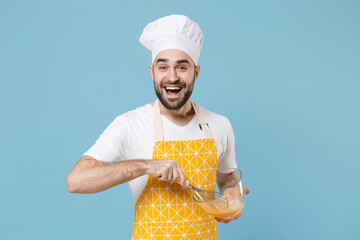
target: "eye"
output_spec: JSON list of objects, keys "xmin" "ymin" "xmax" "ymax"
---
[
  {"xmin": 178, "ymin": 66, "xmax": 187, "ymax": 71},
  {"xmin": 159, "ymin": 66, "xmax": 167, "ymax": 71}
]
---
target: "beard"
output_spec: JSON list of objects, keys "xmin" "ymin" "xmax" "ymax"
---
[{"xmin": 153, "ymin": 75, "xmax": 195, "ymax": 110}]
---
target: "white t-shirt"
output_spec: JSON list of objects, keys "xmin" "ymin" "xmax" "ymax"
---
[{"xmin": 84, "ymin": 103, "xmax": 237, "ymax": 204}]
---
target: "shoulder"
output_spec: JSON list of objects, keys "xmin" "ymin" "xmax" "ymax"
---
[
  {"xmin": 100, "ymin": 103, "xmax": 152, "ymax": 136},
  {"xmin": 106, "ymin": 104, "xmax": 154, "ymax": 143},
  {"xmin": 113, "ymin": 103, "xmax": 152, "ymax": 125}
]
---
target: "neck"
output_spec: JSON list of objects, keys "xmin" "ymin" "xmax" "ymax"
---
[{"xmin": 153, "ymin": 99, "xmax": 195, "ymax": 126}]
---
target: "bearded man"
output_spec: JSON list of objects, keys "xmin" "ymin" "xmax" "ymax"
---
[{"xmin": 67, "ymin": 14, "xmax": 249, "ymax": 240}]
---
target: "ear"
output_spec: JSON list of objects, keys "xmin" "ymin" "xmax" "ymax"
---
[
  {"xmin": 149, "ymin": 64, "xmax": 154, "ymax": 81},
  {"xmin": 194, "ymin": 65, "xmax": 200, "ymax": 81}
]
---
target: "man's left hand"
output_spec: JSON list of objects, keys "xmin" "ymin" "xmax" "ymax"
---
[{"xmin": 215, "ymin": 188, "xmax": 250, "ymax": 224}]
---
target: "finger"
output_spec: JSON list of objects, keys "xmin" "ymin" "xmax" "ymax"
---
[
  {"xmin": 177, "ymin": 165, "xmax": 186, "ymax": 187},
  {"xmin": 171, "ymin": 167, "xmax": 179, "ymax": 184},
  {"xmin": 215, "ymin": 217, "xmax": 230, "ymax": 224},
  {"xmin": 167, "ymin": 166, "xmax": 173, "ymax": 182},
  {"xmin": 159, "ymin": 171, "xmax": 168, "ymax": 181},
  {"xmin": 222, "ymin": 217, "xmax": 233, "ymax": 223}
]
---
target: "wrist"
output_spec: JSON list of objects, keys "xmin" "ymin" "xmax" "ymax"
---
[{"xmin": 140, "ymin": 159, "xmax": 150, "ymax": 175}]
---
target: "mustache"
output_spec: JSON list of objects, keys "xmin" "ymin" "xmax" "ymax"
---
[{"xmin": 160, "ymin": 80, "xmax": 186, "ymax": 88}]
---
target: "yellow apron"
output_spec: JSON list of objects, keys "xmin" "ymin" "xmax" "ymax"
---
[{"xmin": 131, "ymin": 100, "xmax": 218, "ymax": 240}]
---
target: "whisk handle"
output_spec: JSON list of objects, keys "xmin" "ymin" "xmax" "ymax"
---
[
  {"xmin": 175, "ymin": 178, "xmax": 190, "ymax": 188},
  {"xmin": 184, "ymin": 180, "xmax": 190, "ymax": 188}
]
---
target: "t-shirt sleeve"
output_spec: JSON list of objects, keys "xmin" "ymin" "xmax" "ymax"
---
[
  {"xmin": 217, "ymin": 123, "xmax": 237, "ymax": 170},
  {"xmin": 83, "ymin": 116, "xmax": 129, "ymax": 162}
]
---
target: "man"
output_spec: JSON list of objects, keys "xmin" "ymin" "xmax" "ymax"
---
[{"xmin": 67, "ymin": 14, "xmax": 249, "ymax": 239}]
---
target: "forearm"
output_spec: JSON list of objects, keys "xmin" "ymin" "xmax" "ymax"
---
[
  {"xmin": 217, "ymin": 171, "xmax": 238, "ymax": 194},
  {"xmin": 67, "ymin": 155, "xmax": 148, "ymax": 194}
]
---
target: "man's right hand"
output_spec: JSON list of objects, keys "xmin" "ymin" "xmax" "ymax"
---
[
  {"xmin": 145, "ymin": 159, "xmax": 186, "ymax": 187},
  {"xmin": 67, "ymin": 156, "xmax": 186, "ymax": 194}
]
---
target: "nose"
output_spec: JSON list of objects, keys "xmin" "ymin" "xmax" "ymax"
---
[{"xmin": 167, "ymin": 68, "xmax": 179, "ymax": 82}]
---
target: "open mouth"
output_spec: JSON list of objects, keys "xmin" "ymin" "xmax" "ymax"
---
[{"xmin": 164, "ymin": 86, "xmax": 183, "ymax": 97}]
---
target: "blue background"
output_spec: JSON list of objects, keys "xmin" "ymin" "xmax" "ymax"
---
[{"xmin": 1, "ymin": 0, "xmax": 359, "ymax": 239}]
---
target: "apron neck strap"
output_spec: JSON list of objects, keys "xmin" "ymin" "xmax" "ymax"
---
[{"xmin": 153, "ymin": 99, "xmax": 213, "ymax": 142}]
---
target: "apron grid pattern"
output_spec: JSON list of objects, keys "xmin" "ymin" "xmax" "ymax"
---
[{"xmin": 132, "ymin": 139, "xmax": 219, "ymax": 240}]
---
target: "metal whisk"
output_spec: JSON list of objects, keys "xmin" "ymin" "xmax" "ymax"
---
[{"xmin": 181, "ymin": 180, "xmax": 229, "ymax": 209}]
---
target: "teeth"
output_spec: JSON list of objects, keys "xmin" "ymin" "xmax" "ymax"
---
[{"xmin": 165, "ymin": 87, "xmax": 181, "ymax": 90}]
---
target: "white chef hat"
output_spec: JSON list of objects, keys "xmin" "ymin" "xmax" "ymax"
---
[{"xmin": 139, "ymin": 14, "xmax": 204, "ymax": 65}]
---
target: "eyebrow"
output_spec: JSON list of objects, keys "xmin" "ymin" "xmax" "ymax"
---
[
  {"xmin": 177, "ymin": 59, "xmax": 191, "ymax": 65},
  {"xmin": 155, "ymin": 58, "xmax": 191, "ymax": 66}
]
